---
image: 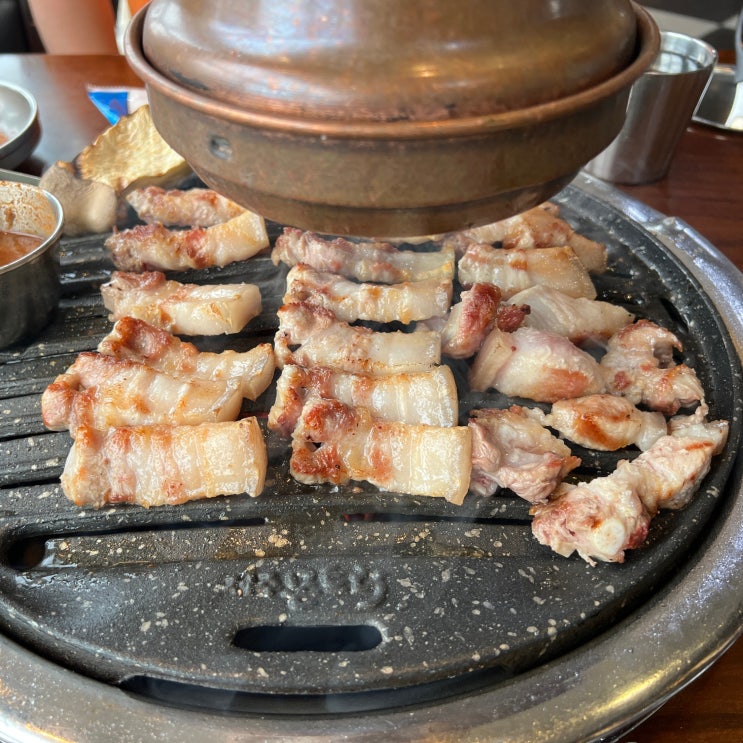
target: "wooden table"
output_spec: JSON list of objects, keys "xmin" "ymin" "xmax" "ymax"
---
[{"xmin": 2, "ymin": 53, "xmax": 742, "ymax": 742}]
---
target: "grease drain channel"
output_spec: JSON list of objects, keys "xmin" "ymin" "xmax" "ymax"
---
[{"xmin": 0, "ymin": 184, "xmax": 740, "ymax": 712}]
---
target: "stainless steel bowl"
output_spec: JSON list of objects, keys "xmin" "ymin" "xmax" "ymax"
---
[
  {"xmin": 0, "ymin": 179, "xmax": 63, "ymax": 348},
  {"xmin": 0, "ymin": 82, "xmax": 41, "ymax": 170}
]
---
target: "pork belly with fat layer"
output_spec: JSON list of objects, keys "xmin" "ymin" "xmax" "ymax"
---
[
  {"xmin": 61, "ymin": 418, "xmax": 267, "ymax": 508},
  {"xmin": 98, "ymin": 316, "xmax": 275, "ymax": 400},
  {"xmin": 534, "ymin": 394, "xmax": 667, "ymax": 451},
  {"xmin": 269, "ymin": 363, "xmax": 458, "ymax": 436},
  {"xmin": 457, "ymin": 243, "xmax": 596, "ymax": 300},
  {"xmin": 273, "ymin": 227, "xmax": 455, "ymax": 283},
  {"xmin": 105, "ymin": 209, "xmax": 269, "ymax": 272},
  {"xmin": 126, "ymin": 186, "xmax": 246, "ymax": 227},
  {"xmin": 284, "ymin": 262, "xmax": 452, "ymax": 324},
  {"xmin": 274, "ymin": 302, "xmax": 440, "ymax": 375},
  {"xmin": 469, "ymin": 326, "xmax": 605, "ymax": 403},
  {"xmin": 101, "ymin": 271, "xmax": 262, "ymax": 336},
  {"xmin": 41, "ymin": 352, "xmax": 242, "ymax": 435},
  {"xmin": 459, "ymin": 203, "xmax": 607, "ymax": 273},
  {"xmin": 290, "ymin": 398, "xmax": 471, "ymax": 505},
  {"xmin": 510, "ymin": 285, "xmax": 633, "ymax": 344}
]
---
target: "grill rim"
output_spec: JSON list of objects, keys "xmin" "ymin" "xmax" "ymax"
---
[{"xmin": 1, "ymin": 172, "xmax": 742, "ymax": 742}]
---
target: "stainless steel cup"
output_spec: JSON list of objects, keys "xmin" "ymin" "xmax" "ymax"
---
[
  {"xmin": 0, "ymin": 180, "xmax": 63, "ymax": 349},
  {"xmin": 584, "ymin": 31, "xmax": 717, "ymax": 185}
]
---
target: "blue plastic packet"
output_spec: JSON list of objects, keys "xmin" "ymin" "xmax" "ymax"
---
[{"xmin": 87, "ymin": 86, "xmax": 148, "ymax": 125}]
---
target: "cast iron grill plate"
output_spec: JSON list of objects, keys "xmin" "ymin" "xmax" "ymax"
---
[{"xmin": 0, "ymin": 183, "xmax": 740, "ymax": 715}]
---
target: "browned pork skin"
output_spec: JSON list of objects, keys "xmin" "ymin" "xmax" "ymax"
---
[
  {"xmin": 105, "ymin": 209, "xmax": 269, "ymax": 271},
  {"xmin": 273, "ymin": 227, "xmax": 455, "ymax": 283},
  {"xmin": 98, "ymin": 317, "xmax": 275, "ymax": 401},
  {"xmin": 290, "ymin": 397, "xmax": 471, "ymax": 505},
  {"xmin": 531, "ymin": 411, "xmax": 729, "ymax": 564}
]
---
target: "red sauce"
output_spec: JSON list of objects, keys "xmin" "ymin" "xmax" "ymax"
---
[{"xmin": 0, "ymin": 230, "xmax": 43, "ymax": 267}]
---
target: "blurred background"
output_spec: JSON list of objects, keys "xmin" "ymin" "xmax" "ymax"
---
[
  {"xmin": 0, "ymin": 1, "xmax": 739, "ymax": 56},
  {"xmin": 643, "ymin": 0, "xmax": 739, "ymax": 50}
]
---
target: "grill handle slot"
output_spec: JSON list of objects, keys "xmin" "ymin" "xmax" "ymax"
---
[{"xmin": 233, "ymin": 625, "xmax": 383, "ymax": 653}]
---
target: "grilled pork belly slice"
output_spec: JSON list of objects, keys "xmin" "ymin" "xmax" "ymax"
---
[
  {"xmin": 509, "ymin": 286, "xmax": 633, "ymax": 344},
  {"xmin": 601, "ymin": 319, "xmax": 705, "ymax": 415},
  {"xmin": 284, "ymin": 263, "xmax": 452, "ymax": 324},
  {"xmin": 457, "ymin": 243, "xmax": 596, "ymax": 300},
  {"xmin": 61, "ymin": 418, "xmax": 267, "ymax": 508},
  {"xmin": 531, "ymin": 476, "xmax": 650, "ymax": 565},
  {"xmin": 469, "ymin": 326, "xmax": 605, "ymax": 403},
  {"xmin": 273, "ymin": 227, "xmax": 455, "ymax": 283},
  {"xmin": 101, "ymin": 271, "xmax": 262, "ymax": 336},
  {"xmin": 422, "ymin": 283, "xmax": 528, "ymax": 359},
  {"xmin": 269, "ymin": 363, "xmax": 458, "ymax": 436},
  {"xmin": 41, "ymin": 352, "xmax": 242, "ymax": 435},
  {"xmin": 668, "ymin": 407, "xmax": 729, "ymax": 450},
  {"xmin": 653, "ymin": 408, "xmax": 728, "ymax": 510},
  {"xmin": 533, "ymin": 394, "xmax": 667, "ymax": 451},
  {"xmin": 98, "ymin": 317, "xmax": 275, "ymax": 400},
  {"xmin": 104, "ymin": 209, "xmax": 269, "ymax": 272},
  {"xmin": 531, "ymin": 412, "xmax": 728, "ymax": 564},
  {"xmin": 290, "ymin": 398, "xmax": 471, "ymax": 505},
  {"xmin": 275, "ymin": 302, "xmax": 440, "ymax": 375},
  {"xmin": 468, "ymin": 406, "xmax": 580, "ymax": 503},
  {"xmin": 126, "ymin": 186, "xmax": 246, "ymax": 227},
  {"xmin": 459, "ymin": 203, "xmax": 607, "ymax": 273}
]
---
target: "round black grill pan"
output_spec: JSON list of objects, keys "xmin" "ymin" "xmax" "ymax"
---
[{"xmin": 0, "ymin": 179, "xmax": 740, "ymax": 721}]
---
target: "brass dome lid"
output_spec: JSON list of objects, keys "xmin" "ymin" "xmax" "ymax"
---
[
  {"xmin": 141, "ymin": 0, "xmax": 638, "ymax": 124},
  {"xmin": 126, "ymin": 2, "xmax": 659, "ymax": 236}
]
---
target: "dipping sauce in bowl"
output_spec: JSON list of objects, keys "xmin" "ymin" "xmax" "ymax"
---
[
  {"xmin": 0, "ymin": 180, "xmax": 63, "ymax": 348},
  {"xmin": 0, "ymin": 230, "xmax": 43, "ymax": 267}
]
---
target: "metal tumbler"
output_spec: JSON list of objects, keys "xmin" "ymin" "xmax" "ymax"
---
[{"xmin": 584, "ymin": 31, "xmax": 717, "ymax": 185}]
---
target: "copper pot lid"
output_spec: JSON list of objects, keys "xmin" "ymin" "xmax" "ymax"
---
[{"xmin": 141, "ymin": 0, "xmax": 638, "ymax": 124}]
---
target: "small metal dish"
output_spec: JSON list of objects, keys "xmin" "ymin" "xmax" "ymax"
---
[
  {"xmin": 0, "ymin": 179, "xmax": 63, "ymax": 349},
  {"xmin": 0, "ymin": 82, "xmax": 41, "ymax": 170},
  {"xmin": 692, "ymin": 64, "xmax": 743, "ymax": 133}
]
